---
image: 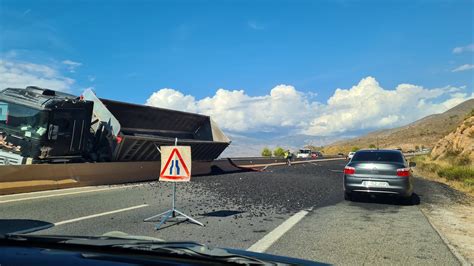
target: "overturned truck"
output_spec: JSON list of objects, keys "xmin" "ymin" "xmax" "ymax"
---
[{"xmin": 0, "ymin": 86, "xmax": 230, "ymax": 165}]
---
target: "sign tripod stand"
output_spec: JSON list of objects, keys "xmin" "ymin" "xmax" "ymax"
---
[{"xmin": 144, "ymin": 138, "xmax": 203, "ymax": 230}]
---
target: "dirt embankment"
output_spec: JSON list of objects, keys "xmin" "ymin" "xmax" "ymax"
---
[{"xmin": 431, "ymin": 114, "xmax": 474, "ymax": 163}]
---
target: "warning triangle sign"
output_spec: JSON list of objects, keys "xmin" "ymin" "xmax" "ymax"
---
[{"xmin": 159, "ymin": 146, "xmax": 192, "ymax": 182}]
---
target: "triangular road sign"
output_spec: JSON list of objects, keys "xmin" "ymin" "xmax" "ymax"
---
[{"xmin": 160, "ymin": 146, "xmax": 192, "ymax": 182}]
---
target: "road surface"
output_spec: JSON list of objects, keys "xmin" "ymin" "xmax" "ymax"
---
[{"xmin": 0, "ymin": 160, "xmax": 465, "ymax": 265}]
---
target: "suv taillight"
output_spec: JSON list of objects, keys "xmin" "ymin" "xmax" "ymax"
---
[
  {"xmin": 397, "ymin": 168, "xmax": 410, "ymax": 177},
  {"xmin": 344, "ymin": 166, "xmax": 355, "ymax": 175}
]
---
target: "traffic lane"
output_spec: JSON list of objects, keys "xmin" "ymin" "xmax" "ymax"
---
[
  {"xmin": 267, "ymin": 200, "xmax": 459, "ymax": 265},
  {"xmin": 0, "ymin": 183, "xmax": 154, "ymax": 225},
  {"xmin": 6, "ymin": 160, "xmax": 342, "ymax": 251},
  {"xmin": 27, "ymin": 161, "xmax": 347, "ymax": 250},
  {"xmin": 192, "ymin": 161, "xmax": 348, "ymax": 213},
  {"xmin": 38, "ymin": 194, "xmax": 295, "ymax": 250},
  {"xmin": 1, "ymin": 159, "xmax": 346, "ymax": 223}
]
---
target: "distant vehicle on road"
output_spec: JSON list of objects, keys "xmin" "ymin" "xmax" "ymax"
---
[
  {"xmin": 343, "ymin": 149, "xmax": 415, "ymax": 202},
  {"xmin": 311, "ymin": 151, "xmax": 323, "ymax": 159},
  {"xmin": 347, "ymin": 152, "xmax": 356, "ymax": 160},
  {"xmin": 296, "ymin": 149, "xmax": 312, "ymax": 159}
]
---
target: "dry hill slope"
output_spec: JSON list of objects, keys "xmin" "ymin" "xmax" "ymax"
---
[
  {"xmin": 431, "ymin": 111, "xmax": 474, "ymax": 163},
  {"xmin": 322, "ymin": 99, "xmax": 474, "ymax": 154}
]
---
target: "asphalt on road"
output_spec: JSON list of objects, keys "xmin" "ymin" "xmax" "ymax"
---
[{"xmin": 0, "ymin": 159, "xmax": 465, "ymax": 265}]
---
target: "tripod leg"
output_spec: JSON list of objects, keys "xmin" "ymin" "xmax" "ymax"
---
[
  {"xmin": 155, "ymin": 210, "xmax": 173, "ymax": 230},
  {"xmin": 174, "ymin": 209, "xmax": 204, "ymax": 227},
  {"xmin": 144, "ymin": 209, "xmax": 173, "ymax": 222}
]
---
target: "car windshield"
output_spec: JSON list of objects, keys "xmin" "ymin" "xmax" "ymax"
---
[
  {"xmin": 351, "ymin": 151, "xmax": 404, "ymax": 163},
  {"xmin": 0, "ymin": 101, "xmax": 49, "ymax": 139},
  {"xmin": 1, "ymin": 1, "xmax": 472, "ymax": 265}
]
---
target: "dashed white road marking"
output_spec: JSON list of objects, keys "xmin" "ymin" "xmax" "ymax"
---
[
  {"xmin": 0, "ymin": 185, "xmax": 141, "ymax": 204},
  {"xmin": 247, "ymin": 209, "xmax": 311, "ymax": 253},
  {"xmin": 54, "ymin": 204, "xmax": 149, "ymax": 226}
]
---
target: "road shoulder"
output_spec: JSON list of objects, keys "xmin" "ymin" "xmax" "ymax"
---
[{"xmin": 266, "ymin": 200, "xmax": 459, "ymax": 265}]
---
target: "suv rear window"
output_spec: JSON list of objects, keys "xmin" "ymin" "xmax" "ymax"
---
[{"xmin": 351, "ymin": 151, "xmax": 404, "ymax": 163}]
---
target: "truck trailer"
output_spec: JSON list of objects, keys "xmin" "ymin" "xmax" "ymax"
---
[{"xmin": 0, "ymin": 86, "xmax": 230, "ymax": 165}]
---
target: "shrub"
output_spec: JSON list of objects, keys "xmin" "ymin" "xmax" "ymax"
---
[
  {"xmin": 261, "ymin": 147, "xmax": 272, "ymax": 157},
  {"xmin": 464, "ymin": 178, "xmax": 474, "ymax": 187},
  {"xmin": 437, "ymin": 166, "xmax": 474, "ymax": 181},
  {"xmin": 273, "ymin": 147, "xmax": 286, "ymax": 157},
  {"xmin": 351, "ymin": 146, "xmax": 360, "ymax": 152},
  {"xmin": 456, "ymin": 154, "xmax": 471, "ymax": 166}
]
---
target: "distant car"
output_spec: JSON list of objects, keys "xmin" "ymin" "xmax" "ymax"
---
[
  {"xmin": 311, "ymin": 151, "xmax": 323, "ymax": 159},
  {"xmin": 347, "ymin": 152, "xmax": 355, "ymax": 160},
  {"xmin": 343, "ymin": 149, "xmax": 415, "ymax": 202},
  {"xmin": 296, "ymin": 149, "xmax": 312, "ymax": 159}
]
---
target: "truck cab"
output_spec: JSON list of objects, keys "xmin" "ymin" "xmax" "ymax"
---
[{"xmin": 0, "ymin": 86, "xmax": 93, "ymax": 164}]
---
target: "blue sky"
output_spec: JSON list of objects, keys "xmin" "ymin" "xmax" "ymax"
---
[{"xmin": 0, "ymin": 0, "xmax": 473, "ymax": 154}]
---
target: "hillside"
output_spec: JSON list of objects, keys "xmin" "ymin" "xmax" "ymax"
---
[
  {"xmin": 322, "ymin": 99, "xmax": 474, "ymax": 154},
  {"xmin": 431, "ymin": 111, "xmax": 474, "ymax": 163}
]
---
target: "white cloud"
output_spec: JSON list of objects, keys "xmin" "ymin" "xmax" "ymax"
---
[
  {"xmin": 452, "ymin": 64, "xmax": 474, "ymax": 72},
  {"xmin": 453, "ymin": 44, "xmax": 474, "ymax": 54},
  {"xmin": 0, "ymin": 59, "xmax": 74, "ymax": 92},
  {"xmin": 145, "ymin": 77, "xmax": 473, "ymax": 136},
  {"xmin": 62, "ymin": 59, "xmax": 82, "ymax": 73},
  {"xmin": 146, "ymin": 89, "xmax": 198, "ymax": 113}
]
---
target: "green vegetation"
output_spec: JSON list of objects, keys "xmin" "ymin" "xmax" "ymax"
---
[
  {"xmin": 351, "ymin": 146, "xmax": 360, "ymax": 152},
  {"xmin": 411, "ymin": 155, "xmax": 474, "ymax": 189},
  {"xmin": 273, "ymin": 147, "xmax": 286, "ymax": 157},
  {"xmin": 437, "ymin": 166, "xmax": 474, "ymax": 182},
  {"xmin": 369, "ymin": 144, "xmax": 376, "ymax": 149},
  {"xmin": 415, "ymin": 145, "xmax": 419, "ymax": 151},
  {"xmin": 261, "ymin": 147, "xmax": 272, "ymax": 157}
]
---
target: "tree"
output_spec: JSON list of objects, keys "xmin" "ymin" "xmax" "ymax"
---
[
  {"xmin": 273, "ymin": 147, "xmax": 286, "ymax": 157},
  {"xmin": 351, "ymin": 146, "xmax": 360, "ymax": 152},
  {"xmin": 369, "ymin": 144, "xmax": 376, "ymax": 149},
  {"xmin": 261, "ymin": 147, "xmax": 272, "ymax": 157},
  {"xmin": 415, "ymin": 145, "xmax": 420, "ymax": 151}
]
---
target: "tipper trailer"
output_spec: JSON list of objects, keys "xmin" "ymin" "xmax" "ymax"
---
[{"xmin": 0, "ymin": 86, "xmax": 230, "ymax": 165}]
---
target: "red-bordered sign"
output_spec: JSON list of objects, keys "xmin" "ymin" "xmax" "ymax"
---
[{"xmin": 159, "ymin": 146, "xmax": 192, "ymax": 182}]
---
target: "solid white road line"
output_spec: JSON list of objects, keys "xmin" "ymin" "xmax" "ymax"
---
[
  {"xmin": 247, "ymin": 209, "xmax": 311, "ymax": 253},
  {"xmin": 54, "ymin": 204, "xmax": 149, "ymax": 226},
  {"xmin": 0, "ymin": 185, "xmax": 140, "ymax": 204}
]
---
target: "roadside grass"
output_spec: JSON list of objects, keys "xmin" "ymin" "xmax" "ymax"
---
[{"xmin": 410, "ymin": 155, "xmax": 474, "ymax": 196}]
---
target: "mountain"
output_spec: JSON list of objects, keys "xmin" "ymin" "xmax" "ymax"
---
[
  {"xmin": 321, "ymin": 99, "xmax": 474, "ymax": 154},
  {"xmin": 431, "ymin": 110, "xmax": 474, "ymax": 163}
]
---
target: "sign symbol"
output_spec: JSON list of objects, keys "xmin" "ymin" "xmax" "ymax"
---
[{"xmin": 169, "ymin": 159, "xmax": 180, "ymax": 175}]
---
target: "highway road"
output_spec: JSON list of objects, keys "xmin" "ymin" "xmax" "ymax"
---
[{"xmin": 0, "ymin": 159, "xmax": 466, "ymax": 265}]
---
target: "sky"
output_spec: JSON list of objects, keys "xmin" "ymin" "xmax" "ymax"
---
[{"xmin": 0, "ymin": 0, "xmax": 473, "ymax": 153}]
